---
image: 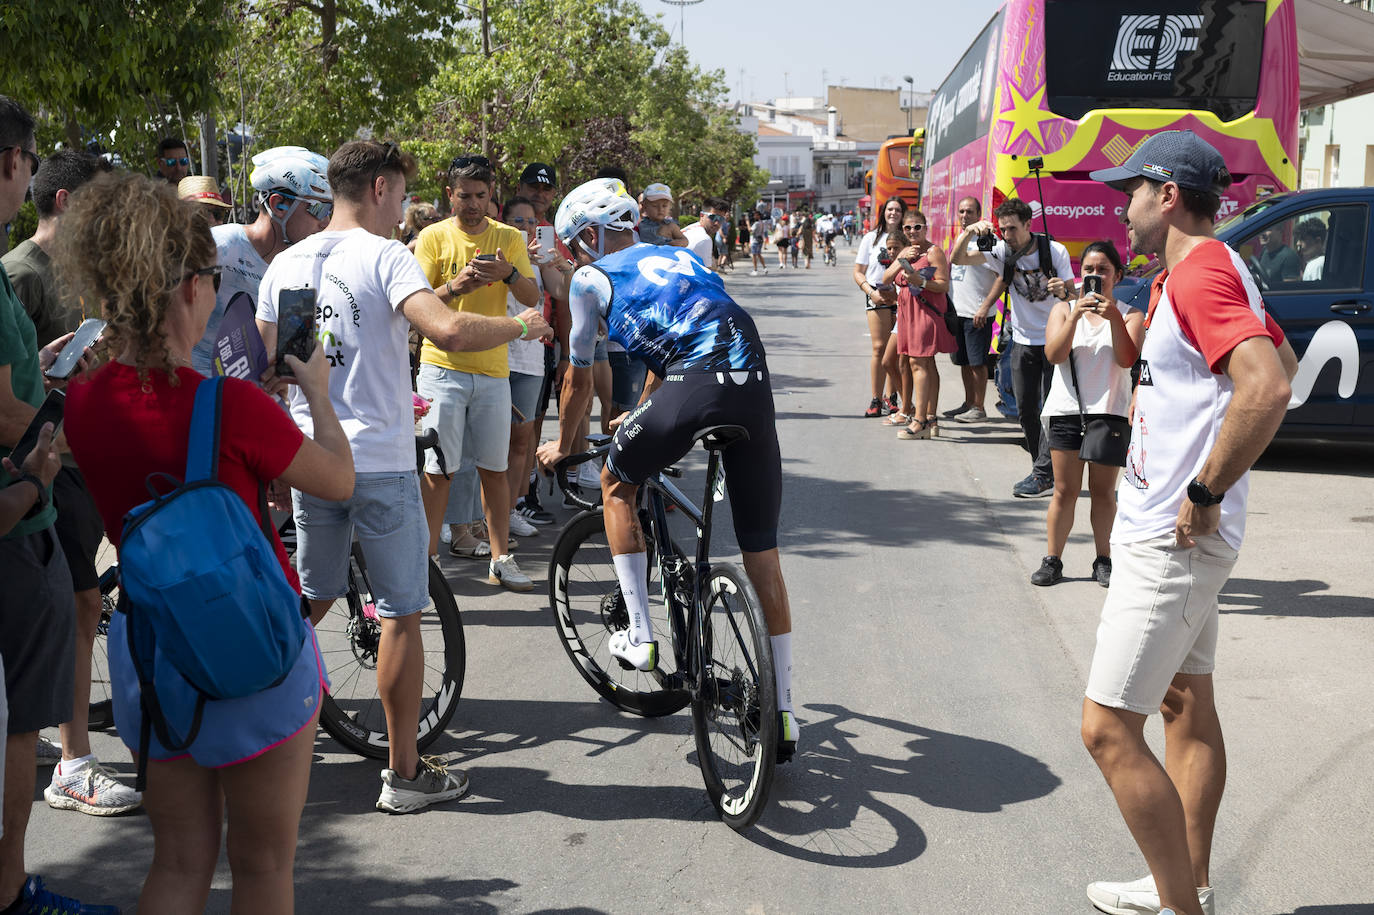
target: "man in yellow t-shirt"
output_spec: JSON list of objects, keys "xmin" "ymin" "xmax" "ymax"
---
[{"xmin": 414, "ymin": 154, "xmax": 540, "ymax": 590}]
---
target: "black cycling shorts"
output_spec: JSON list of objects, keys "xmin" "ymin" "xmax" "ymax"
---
[{"xmin": 606, "ymin": 371, "xmax": 782, "ymax": 553}]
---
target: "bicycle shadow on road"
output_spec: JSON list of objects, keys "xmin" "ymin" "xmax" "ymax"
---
[{"xmin": 747, "ymin": 702, "xmax": 1061, "ymax": 867}]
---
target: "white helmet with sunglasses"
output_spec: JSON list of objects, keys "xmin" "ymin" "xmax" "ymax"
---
[
  {"xmin": 249, "ymin": 145, "xmax": 333, "ymax": 241},
  {"xmin": 554, "ymin": 177, "xmax": 640, "ymax": 259}
]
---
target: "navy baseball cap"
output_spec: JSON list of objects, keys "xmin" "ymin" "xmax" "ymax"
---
[
  {"xmin": 519, "ymin": 162, "xmax": 556, "ymax": 187},
  {"xmin": 1089, "ymin": 130, "xmax": 1232, "ymax": 196}
]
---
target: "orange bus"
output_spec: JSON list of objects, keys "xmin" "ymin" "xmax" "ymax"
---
[{"xmin": 867, "ymin": 130, "xmax": 925, "ymax": 229}]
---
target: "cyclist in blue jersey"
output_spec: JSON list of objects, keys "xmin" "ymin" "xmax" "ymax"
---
[{"xmin": 536, "ymin": 179, "xmax": 797, "ymax": 761}]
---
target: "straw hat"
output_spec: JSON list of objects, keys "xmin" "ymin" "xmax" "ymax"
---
[{"xmin": 177, "ymin": 175, "xmax": 232, "ymax": 209}]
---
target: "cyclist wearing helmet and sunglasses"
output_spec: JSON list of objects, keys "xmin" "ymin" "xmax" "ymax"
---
[
  {"xmin": 537, "ymin": 178, "xmax": 799, "ymax": 763},
  {"xmin": 190, "ymin": 145, "xmax": 334, "ymax": 376}
]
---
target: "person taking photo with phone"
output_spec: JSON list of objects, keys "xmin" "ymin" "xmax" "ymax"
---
[{"xmin": 1032, "ymin": 240, "xmax": 1144, "ymax": 588}]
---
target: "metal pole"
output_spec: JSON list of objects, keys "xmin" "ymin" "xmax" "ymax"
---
[{"xmin": 660, "ymin": 0, "xmax": 703, "ymax": 47}]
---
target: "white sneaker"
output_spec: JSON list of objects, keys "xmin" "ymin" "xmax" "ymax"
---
[
  {"xmin": 577, "ymin": 460, "xmax": 602, "ymax": 490},
  {"xmin": 376, "ymin": 756, "xmax": 469, "ymax": 814},
  {"xmin": 1087, "ymin": 874, "xmax": 1214, "ymax": 915},
  {"xmin": 488, "ymin": 554, "xmax": 533, "ymax": 592},
  {"xmin": 750, "ymin": 269, "xmax": 758, "ymax": 276},
  {"xmin": 607, "ymin": 630, "xmax": 658, "ymax": 672},
  {"xmin": 508, "ymin": 509, "xmax": 538, "ymax": 538},
  {"xmin": 953, "ymin": 406, "xmax": 987, "ymax": 423},
  {"xmin": 45, "ymin": 759, "xmax": 142, "ymax": 816}
]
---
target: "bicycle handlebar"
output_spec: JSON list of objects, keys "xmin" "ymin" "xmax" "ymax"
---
[{"xmin": 552, "ymin": 437, "xmax": 612, "ymax": 512}]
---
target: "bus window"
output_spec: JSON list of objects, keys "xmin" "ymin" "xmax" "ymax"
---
[{"xmin": 1044, "ymin": 1, "xmax": 1266, "ymax": 122}]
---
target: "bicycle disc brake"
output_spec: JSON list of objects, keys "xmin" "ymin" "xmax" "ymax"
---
[{"xmin": 346, "ymin": 615, "xmax": 382, "ymax": 669}]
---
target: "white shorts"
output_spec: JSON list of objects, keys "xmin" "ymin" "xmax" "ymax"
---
[
  {"xmin": 416, "ymin": 364, "xmax": 511, "ymax": 474},
  {"xmin": 1085, "ymin": 533, "xmax": 1239, "ymax": 715}
]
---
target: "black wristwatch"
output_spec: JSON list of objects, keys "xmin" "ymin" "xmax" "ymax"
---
[
  {"xmin": 1186, "ymin": 477, "xmax": 1225, "ymax": 507},
  {"xmin": 503, "ymin": 266, "xmax": 520, "ymax": 285},
  {"xmin": 11, "ymin": 471, "xmax": 49, "ymax": 519}
]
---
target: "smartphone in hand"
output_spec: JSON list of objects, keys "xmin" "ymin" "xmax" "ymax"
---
[
  {"xmin": 9, "ymin": 389, "xmax": 64, "ymax": 469},
  {"xmin": 535, "ymin": 225, "xmax": 557, "ymax": 263},
  {"xmin": 1082, "ymin": 274, "xmax": 1103, "ymax": 297},
  {"xmin": 275, "ymin": 287, "xmax": 317, "ymax": 378},
  {"xmin": 44, "ymin": 318, "xmax": 106, "ymax": 380}
]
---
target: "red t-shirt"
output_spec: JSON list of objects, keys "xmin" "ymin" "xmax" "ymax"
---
[{"xmin": 65, "ymin": 363, "xmax": 305, "ymax": 587}]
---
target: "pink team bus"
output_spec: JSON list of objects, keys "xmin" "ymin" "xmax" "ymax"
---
[{"xmin": 922, "ymin": 0, "xmax": 1299, "ymax": 268}]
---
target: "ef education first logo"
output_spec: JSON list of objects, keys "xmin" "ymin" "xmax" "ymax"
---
[{"xmin": 1109, "ymin": 14, "xmax": 1203, "ymax": 82}]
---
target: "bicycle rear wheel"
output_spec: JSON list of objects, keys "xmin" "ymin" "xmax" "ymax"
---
[
  {"xmin": 691, "ymin": 563, "xmax": 777, "ymax": 831},
  {"xmin": 315, "ymin": 556, "xmax": 465, "ymax": 758},
  {"xmin": 548, "ymin": 510, "xmax": 690, "ymax": 717}
]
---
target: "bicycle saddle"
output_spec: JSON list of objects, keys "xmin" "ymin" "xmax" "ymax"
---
[{"xmin": 693, "ymin": 424, "xmax": 749, "ymax": 451}]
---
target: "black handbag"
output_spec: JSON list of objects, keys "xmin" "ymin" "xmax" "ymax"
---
[
  {"xmin": 915, "ymin": 290, "xmax": 959, "ymax": 335},
  {"xmin": 1068, "ymin": 352, "xmax": 1130, "ymax": 467}
]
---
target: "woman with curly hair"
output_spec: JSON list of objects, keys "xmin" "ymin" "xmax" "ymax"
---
[{"xmin": 59, "ymin": 172, "xmax": 354, "ymax": 913}]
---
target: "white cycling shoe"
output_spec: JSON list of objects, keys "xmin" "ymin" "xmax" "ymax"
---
[
  {"xmin": 1087, "ymin": 874, "xmax": 1214, "ymax": 915},
  {"xmin": 608, "ymin": 630, "xmax": 658, "ymax": 672}
]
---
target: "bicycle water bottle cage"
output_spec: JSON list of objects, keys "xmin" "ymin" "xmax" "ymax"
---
[{"xmin": 693, "ymin": 425, "xmax": 749, "ymax": 451}]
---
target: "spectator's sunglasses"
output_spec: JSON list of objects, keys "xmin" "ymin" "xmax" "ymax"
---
[
  {"xmin": 180, "ymin": 265, "xmax": 223, "ymax": 293},
  {"xmin": 705, "ymin": 213, "xmax": 722, "ymax": 223},
  {"xmin": 162, "ymin": 156, "xmax": 190, "ymax": 167},
  {"xmin": 507, "ymin": 215, "xmax": 537, "ymax": 226},
  {"xmin": 902, "ymin": 223, "xmax": 925, "ymax": 233},
  {"xmin": 450, "ymin": 154, "xmax": 492, "ymax": 170},
  {"xmin": 2, "ymin": 146, "xmax": 41, "ymax": 175}
]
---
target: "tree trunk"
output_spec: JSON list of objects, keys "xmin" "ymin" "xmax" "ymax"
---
[{"xmin": 200, "ymin": 113, "xmax": 218, "ymax": 180}]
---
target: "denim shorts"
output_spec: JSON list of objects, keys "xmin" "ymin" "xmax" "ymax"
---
[
  {"xmin": 509, "ymin": 371, "xmax": 543, "ymax": 424},
  {"xmin": 593, "ymin": 338, "xmax": 609, "ymax": 363},
  {"xmin": 608, "ymin": 351, "xmax": 647, "ymax": 407},
  {"xmin": 1086, "ymin": 533, "xmax": 1239, "ymax": 715},
  {"xmin": 416, "ymin": 364, "xmax": 511, "ymax": 474},
  {"xmin": 292, "ymin": 471, "xmax": 430, "ymax": 618}
]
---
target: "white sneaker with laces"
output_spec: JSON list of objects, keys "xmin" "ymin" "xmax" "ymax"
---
[
  {"xmin": 1086, "ymin": 874, "xmax": 1214, "ymax": 915},
  {"xmin": 45, "ymin": 759, "xmax": 142, "ymax": 816},
  {"xmin": 607, "ymin": 630, "xmax": 658, "ymax": 672},
  {"xmin": 488, "ymin": 554, "xmax": 533, "ymax": 592},
  {"xmin": 508, "ymin": 509, "xmax": 538, "ymax": 538},
  {"xmin": 376, "ymin": 756, "xmax": 469, "ymax": 814}
]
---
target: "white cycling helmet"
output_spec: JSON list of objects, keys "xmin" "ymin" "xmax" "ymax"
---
[
  {"xmin": 555, "ymin": 178, "xmax": 640, "ymax": 259},
  {"xmin": 249, "ymin": 146, "xmax": 332, "ymax": 243}
]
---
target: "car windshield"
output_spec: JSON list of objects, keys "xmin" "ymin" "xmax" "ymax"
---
[{"xmin": 1216, "ymin": 194, "xmax": 1290, "ymax": 234}]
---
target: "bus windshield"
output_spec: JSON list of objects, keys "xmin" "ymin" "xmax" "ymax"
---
[{"xmin": 1045, "ymin": 0, "xmax": 1266, "ymax": 122}]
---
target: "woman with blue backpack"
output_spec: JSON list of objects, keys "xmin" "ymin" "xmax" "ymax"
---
[{"xmin": 60, "ymin": 172, "xmax": 355, "ymax": 913}]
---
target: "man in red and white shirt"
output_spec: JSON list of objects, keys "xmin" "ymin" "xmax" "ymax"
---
[{"xmin": 1081, "ymin": 131, "xmax": 1298, "ymax": 915}]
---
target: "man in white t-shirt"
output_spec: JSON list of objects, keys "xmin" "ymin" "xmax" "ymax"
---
[
  {"xmin": 943, "ymin": 197, "xmax": 998, "ymax": 422},
  {"xmin": 951, "ymin": 198, "xmax": 1074, "ymax": 497},
  {"xmin": 191, "ymin": 146, "xmax": 334, "ymax": 376},
  {"xmin": 681, "ymin": 197, "xmax": 728, "ymax": 266},
  {"xmin": 1080, "ymin": 130, "xmax": 1298, "ymax": 915},
  {"xmin": 257, "ymin": 140, "xmax": 550, "ymax": 815}
]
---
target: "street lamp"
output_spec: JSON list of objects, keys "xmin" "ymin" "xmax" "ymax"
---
[
  {"xmin": 660, "ymin": 0, "xmax": 704, "ymax": 47},
  {"xmin": 903, "ymin": 75, "xmax": 914, "ymax": 133}
]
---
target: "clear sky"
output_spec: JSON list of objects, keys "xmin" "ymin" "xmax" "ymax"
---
[{"xmin": 630, "ymin": 0, "xmax": 1006, "ymax": 102}]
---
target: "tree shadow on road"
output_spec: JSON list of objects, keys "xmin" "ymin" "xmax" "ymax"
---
[
  {"xmin": 1220, "ymin": 577, "xmax": 1374, "ymax": 618},
  {"xmin": 748, "ymin": 702, "xmax": 1061, "ymax": 868}
]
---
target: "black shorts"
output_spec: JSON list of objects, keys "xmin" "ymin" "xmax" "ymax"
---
[
  {"xmin": 606, "ymin": 371, "xmax": 782, "ymax": 553},
  {"xmin": 52, "ymin": 466, "xmax": 104, "ymax": 591},
  {"xmin": 1046, "ymin": 413, "xmax": 1128, "ymax": 458},
  {"xmin": 951, "ymin": 315, "xmax": 994, "ymax": 367},
  {"xmin": 1, "ymin": 527, "xmax": 76, "ymax": 733}
]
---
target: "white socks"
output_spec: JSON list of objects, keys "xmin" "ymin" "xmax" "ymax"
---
[
  {"xmin": 612, "ymin": 552, "xmax": 653, "ymax": 645},
  {"xmin": 770, "ymin": 633, "xmax": 793, "ymax": 713},
  {"xmin": 57, "ymin": 753, "xmax": 95, "ymax": 777}
]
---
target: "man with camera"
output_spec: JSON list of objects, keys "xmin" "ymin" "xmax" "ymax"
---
[{"xmin": 951, "ymin": 198, "xmax": 1074, "ymax": 498}]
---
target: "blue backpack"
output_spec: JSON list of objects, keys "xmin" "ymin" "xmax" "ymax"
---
[{"xmin": 119, "ymin": 376, "xmax": 306, "ymax": 785}]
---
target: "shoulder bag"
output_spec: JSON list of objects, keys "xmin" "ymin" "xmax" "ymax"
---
[{"xmin": 1067, "ymin": 348, "xmax": 1130, "ymax": 467}]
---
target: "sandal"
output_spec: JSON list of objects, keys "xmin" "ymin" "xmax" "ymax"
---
[
  {"xmin": 897, "ymin": 419, "xmax": 932, "ymax": 440},
  {"xmin": 925, "ymin": 416, "xmax": 939, "ymax": 438},
  {"xmin": 883, "ymin": 411, "xmax": 913, "ymax": 426}
]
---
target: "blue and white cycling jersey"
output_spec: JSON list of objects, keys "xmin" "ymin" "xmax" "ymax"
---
[{"xmin": 567, "ymin": 243, "xmax": 766, "ymax": 377}]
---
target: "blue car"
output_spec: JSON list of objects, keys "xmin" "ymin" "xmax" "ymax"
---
[{"xmin": 1114, "ymin": 187, "xmax": 1373, "ymax": 440}]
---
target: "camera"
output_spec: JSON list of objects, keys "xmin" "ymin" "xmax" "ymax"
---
[
  {"xmin": 1027, "ymin": 156, "xmax": 1045, "ymax": 171},
  {"xmin": 976, "ymin": 231, "xmax": 996, "ymax": 251}
]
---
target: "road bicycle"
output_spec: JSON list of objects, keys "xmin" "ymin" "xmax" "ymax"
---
[
  {"xmin": 548, "ymin": 427, "xmax": 779, "ymax": 830},
  {"xmin": 89, "ymin": 430, "xmax": 465, "ymax": 761},
  {"xmin": 823, "ymin": 236, "xmax": 837, "ymax": 266}
]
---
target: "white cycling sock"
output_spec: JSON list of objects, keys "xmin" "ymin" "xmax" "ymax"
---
[
  {"xmin": 612, "ymin": 552, "xmax": 653, "ymax": 645},
  {"xmin": 57, "ymin": 753, "xmax": 96, "ymax": 777},
  {"xmin": 770, "ymin": 633, "xmax": 793, "ymax": 713}
]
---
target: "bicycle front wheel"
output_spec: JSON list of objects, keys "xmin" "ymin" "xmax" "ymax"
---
[
  {"xmin": 691, "ymin": 563, "xmax": 778, "ymax": 831},
  {"xmin": 316, "ymin": 557, "xmax": 465, "ymax": 758},
  {"xmin": 548, "ymin": 510, "xmax": 690, "ymax": 717}
]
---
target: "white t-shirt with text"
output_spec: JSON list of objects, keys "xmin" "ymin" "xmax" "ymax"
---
[{"xmin": 257, "ymin": 228, "xmax": 431, "ymax": 473}]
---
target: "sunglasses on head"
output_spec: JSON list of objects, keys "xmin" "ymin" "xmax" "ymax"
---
[
  {"xmin": 181, "ymin": 265, "xmax": 222, "ymax": 293},
  {"xmin": 1, "ymin": 146, "xmax": 41, "ymax": 176},
  {"xmin": 450, "ymin": 154, "xmax": 492, "ymax": 170},
  {"xmin": 163, "ymin": 157, "xmax": 190, "ymax": 167}
]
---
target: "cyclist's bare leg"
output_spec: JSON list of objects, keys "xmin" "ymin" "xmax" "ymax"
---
[
  {"xmin": 420, "ymin": 471, "xmax": 453, "ymax": 557},
  {"xmin": 477, "ymin": 467, "xmax": 511, "ymax": 559},
  {"xmin": 740, "ymin": 549, "xmax": 791, "ymax": 637}
]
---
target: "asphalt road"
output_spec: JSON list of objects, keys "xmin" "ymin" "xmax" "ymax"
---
[{"xmin": 28, "ymin": 250, "xmax": 1374, "ymax": 914}]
